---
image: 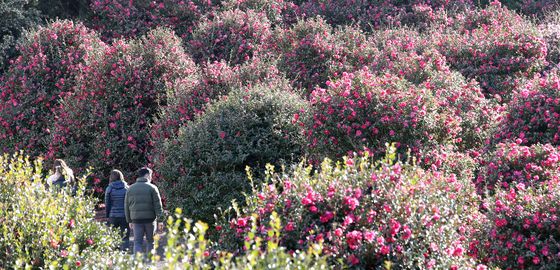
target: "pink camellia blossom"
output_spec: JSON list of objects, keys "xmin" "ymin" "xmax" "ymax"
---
[
  {"xmin": 219, "ymin": 131, "xmax": 226, "ymax": 139},
  {"xmin": 348, "ymin": 254, "xmax": 360, "ymax": 265},
  {"xmin": 346, "ymin": 231, "xmax": 362, "ymax": 250},
  {"xmin": 344, "ymin": 196, "xmax": 359, "ymax": 211},
  {"xmin": 285, "ymin": 222, "xmax": 295, "ymax": 232},
  {"xmin": 236, "ymin": 217, "xmax": 248, "ymax": 228},
  {"xmin": 320, "ymin": 211, "xmax": 334, "ymax": 223},
  {"xmin": 334, "ymin": 228, "xmax": 343, "ymax": 237}
]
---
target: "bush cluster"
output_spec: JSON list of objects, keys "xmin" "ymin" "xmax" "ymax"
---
[
  {"xmin": 0, "ymin": 20, "xmax": 104, "ymax": 158},
  {"xmin": 0, "ymin": 153, "xmax": 119, "ymax": 269},
  {"xmin": 218, "ymin": 146, "xmax": 485, "ymax": 268},
  {"xmin": 155, "ymin": 83, "xmax": 309, "ymax": 223},
  {"xmin": 493, "ymin": 71, "xmax": 560, "ymax": 146},
  {"xmin": 435, "ymin": 3, "xmax": 547, "ymax": 101},
  {"xmin": 50, "ymin": 28, "xmax": 197, "ymax": 189},
  {"xmin": 189, "ymin": 9, "xmax": 272, "ymax": 66}
]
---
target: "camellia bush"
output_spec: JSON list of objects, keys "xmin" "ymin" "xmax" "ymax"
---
[
  {"xmin": 307, "ymin": 67, "xmax": 481, "ymax": 160},
  {"xmin": 296, "ymin": 0, "xmax": 472, "ymax": 30},
  {"xmin": 220, "ymin": 0, "xmax": 299, "ymax": 26},
  {"xmin": 88, "ymin": 0, "xmax": 219, "ymax": 42},
  {"xmin": 0, "ymin": 152, "xmax": 119, "ymax": 269},
  {"xmin": 50, "ymin": 28, "xmax": 198, "ymax": 189},
  {"xmin": 218, "ymin": 146, "xmax": 486, "ymax": 268},
  {"xmin": 0, "ymin": 0, "xmax": 43, "ymax": 71},
  {"xmin": 493, "ymin": 71, "xmax": 560, "ymax": 146},
  {"xmin": 156, "ymin": 83, "xmax": 309, "ymax": 224},
  {"xmin": 435, "ymin": 2, "xmax": 547, "ymax": 101},
  {"xmin": 149, "ymin": 56, "xmax": 289, "ymax": 172},
  {"xmin": 0, "ymin": 20, "xmax": 105, "ymax": 158},
  {"xmin": 188, "ymin": 9, "xmax": 272, "ymax": 66},
  {"xmin": 271, "ymin": 17, "xmax": 378, "ymax": 94},
  {"xmin": 540, "ymin": 9, "xmax": 560, "ymax": 68},
  {"xmin": 476, "ymin": 141, "xmax": 560, "ymax": 194},
  {"xmin": 478, "ymin": 176, "xmax": 560, "ymax": 268}
]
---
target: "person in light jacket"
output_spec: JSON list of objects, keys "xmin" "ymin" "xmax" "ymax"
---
[
  {"xmin": 124, "ymin": 167, "xmax": 163, "ymax": 255},
  {"xmin": 104, "ymin": 169, "xmax": 130, "ymax": 251}
]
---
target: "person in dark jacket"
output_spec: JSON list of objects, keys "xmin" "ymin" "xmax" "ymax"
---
[
  {"xmin": 47, "ymin": 159, "xmax": 75, "ymax": 192},
  {"xmin": 125, "ymin": 167, "xmax": 164, "ymax": 255},
  {"xmin": 104, "ymin": 169, "xmax": 130, "ymax": 251}
]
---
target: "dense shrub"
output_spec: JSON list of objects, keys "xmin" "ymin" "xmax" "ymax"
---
[
  {"xmin": 365, "ymin": 29, "xmax": 503, "ymax": 151},
  {"xmin": 493, "ymin": 72, "xmax": 560, "ymax": 146},
  {"xmin": 88, "ymin": 0, "xmax": 218, "ymax": 42},
  {"xmin": 540, "ymin": 9, "xmax": 560, "ymax": 68},
  {"xmin": 478, "ymin": 178, "xmax": 560, "ymax": 268},
  {"xmin": 0, "ymin": 20, "xmax": 104, "ymax": 158},
  {"xmin": 306, "ymin": 67, "xmax": 499, "ymax": 160},
  {"xmin": 272, "ymin": 18, "xmax": 377, "ymax": 93},
  {"xmin": 0, "ymin": 0, "xmax": 43, "ymax": 71},
  {"xmin": 50, "ymin": 28, "xmax": 197, "ymax": 189},
  {"xmin": 477, "ymin": 0, "xmax": 559, "ymax": 17},
  {"xmin": 435, "ymin": 3, "xmax": 547, "ymax": 101},
  {"xmin": 296, "ymin": 0, "xmax": 472, "ymax": 30},
  {"xmin": 417, "ymin": 144, "xmax": 477, "ymax": 183},
  {"xmin": 0, "ymin": 153, "xmax": 119, "ymax": 269},
  {"xmin": 156, "ymin": 83, "xmax": 308, "ymax": 223},
  {"xmin": 476, "ymin": 142, "xmax": 560, "ymax": 194},
  {"xmin": 221, "ymin": 0, "xmax": 298, "ymax": 26},
  {"xmin": 219, "ymin": 147, "xmax": 485, "ymax": 268},
  {"xmin": 189, "ymin": 9, "xmax": 272, "ymax": 66},
  {"xmin": 149, "ymin": 57, "xmax": 287, "ymax": 171}
]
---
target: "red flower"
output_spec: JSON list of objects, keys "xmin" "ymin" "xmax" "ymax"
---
[{"xmin": 320, "ymin": 211, "xmax": 334, "ymax": 223}]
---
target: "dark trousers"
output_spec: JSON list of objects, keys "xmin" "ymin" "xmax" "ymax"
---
[
  {"xmin": 132, "ymin": 221, "xmax": 156, "ymax": 255},
  {"xmin": 109, "ymin": 217, "xmax": 130, "ymax": 251}
]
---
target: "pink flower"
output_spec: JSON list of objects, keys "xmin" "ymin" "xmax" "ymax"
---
[
  {"xmin": 219, "ymin": 131, "xmax": 226, "ymax": 139},
  {"xmin": 379, "ymin": 245, "xmax": 390, "ymax": 255},
  {"xmin": 344, "ymin": 196, "xmax": 359, "ymax": 211},
  {"xmin": 401, "ymin": 225, "xmax": 412, "ymax": 240},
  {"xmin": 348, "ymin": 254, "xmax": 360, "ymax": 265},
  {"xmin": 237, "ymin": 217, "xmax": 248, "ymax": 228},
  {"xmin": 364, "ymin": 231, "xmax": 376, "ymax": 243},
  {"xmin": 346, "ymin": 230, "xmax": 363, "ymax": 250},
  {"xmin": 334, "ymin": 228, "xmax": 343, "ymax": 237},
  {"xmin": 86, "ymin": 238, "xmax": 94, "ymax": 245},
  {"xmin": 320, "ymin": 211, "xmax": 334, "ymax": 223},
  {"xmin": 285, "ymin": 222, "xmax": 294, "ymax": 232}
]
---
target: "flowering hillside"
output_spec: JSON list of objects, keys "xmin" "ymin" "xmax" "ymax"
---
[{"xmin": 2, "ymin": 0, "xmax": 560, "ymax": 268}]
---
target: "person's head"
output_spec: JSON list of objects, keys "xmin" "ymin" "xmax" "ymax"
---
[
  {"xmin": 110, "ymin": 169, "xmax": 124, "ymax": 182},
  {"xmin": 137, "ymin": 167, "xmax": 153, "ymax": 180},
  {"xmin": 54, "ymin": 159, "xmax": 67, "ymax": 170}
]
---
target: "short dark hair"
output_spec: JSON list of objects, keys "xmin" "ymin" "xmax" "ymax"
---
[{"xmin": 137, "ymin": 167, "xmax": 152, "ymax": 178}]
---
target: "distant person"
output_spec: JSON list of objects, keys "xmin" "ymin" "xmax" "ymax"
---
[
  {"xmin": 47, "ymin": 159, "xmax": 75, "ymax": 190},
  {"xmin": 124, "ymin": 167, "xmax": 164, "ymax": 255},
  {"xmin": 105, "ymin": 169, "xmax": 130, "ymax": 251}
]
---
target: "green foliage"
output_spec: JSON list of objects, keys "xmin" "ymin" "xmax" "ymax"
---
[
  {"xmin": 0, "ymin": 0, "xmax": 42, "ymax": 71},
  {"xmin": 0, "ymin": 152, "xmax": 120, "ymax": 269},
  {"xmin": 78, "ymin": 209, "xmax": 328, "ymax": 269},
  {"xmin": 156, "ymin": 83, "xmax": 309, "ymax": 223}
]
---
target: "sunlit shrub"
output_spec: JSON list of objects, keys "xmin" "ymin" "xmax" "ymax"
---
[
  {"xmin": 218, "ymin": 146, "xmax": 485, "ymax": 268},
  {"xmin": 0, "ymin": 20, "xmax": 105, "ymax": 158},
  {"xmin": 156, "ymin": 83, "xmax": 308, "ymax": 223},
  {"xmin": 0, "ymin": 152, "xmax": 119, "ymax": 269}
]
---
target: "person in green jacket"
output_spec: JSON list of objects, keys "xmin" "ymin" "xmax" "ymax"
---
[{"xmin": 124, "ymin": 167, "xmax": 164, "ymax": 255}]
